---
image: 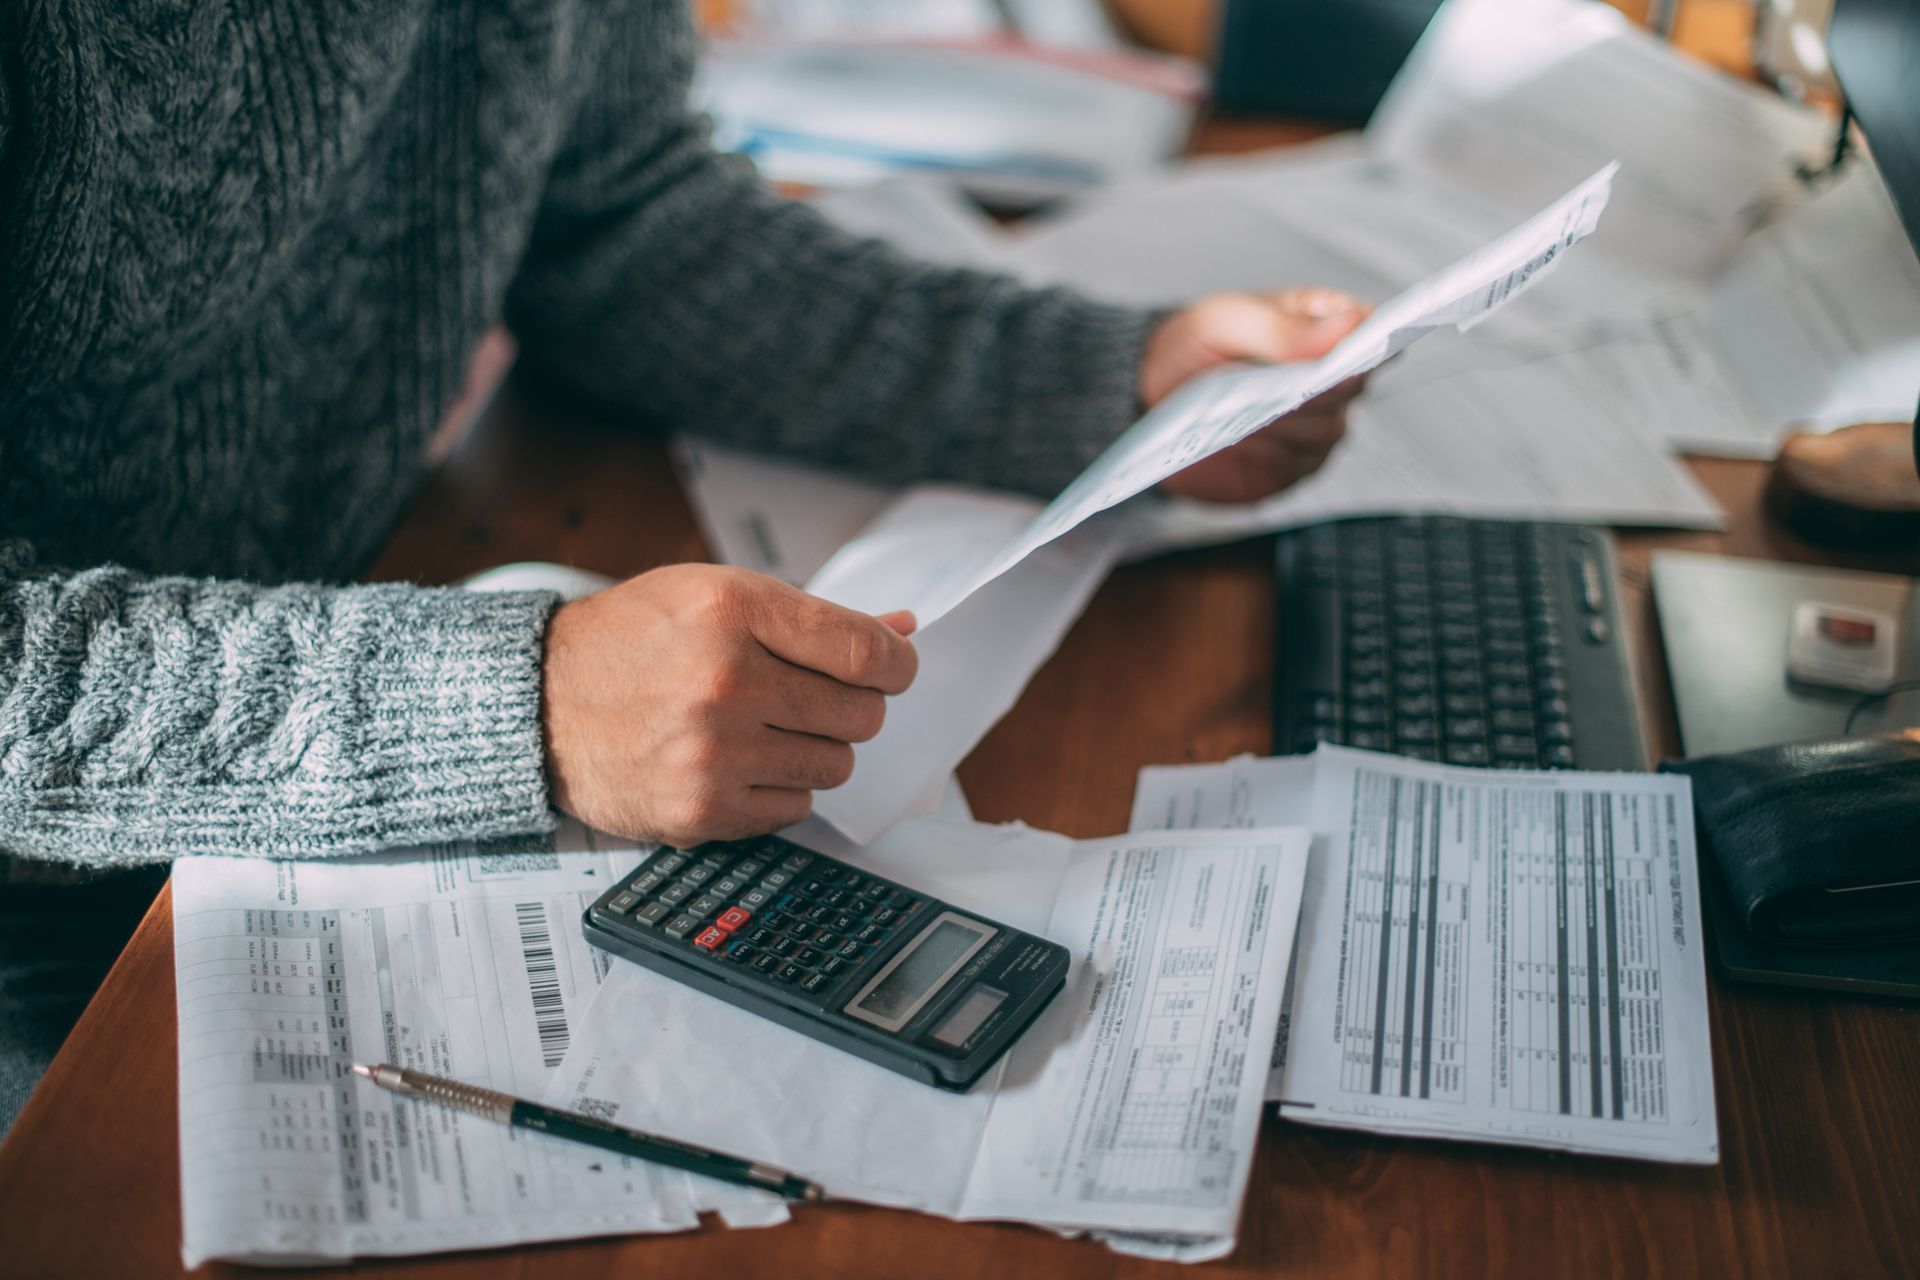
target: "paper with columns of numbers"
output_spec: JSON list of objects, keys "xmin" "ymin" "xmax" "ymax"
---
[
  {"xmin": 171, "ymin": 822, "xmax": 786, "ymax": 1266},
  {"xmin": 1130, "ymin": 745, "xmax": 1717, "ymax": 1163},
  {"xmin": 546, "ymin": 820, "xmax": 1310, "ymax": 1258}
]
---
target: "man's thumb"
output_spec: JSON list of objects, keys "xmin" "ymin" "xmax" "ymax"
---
[{"xmin": 875, "ymin": 609, "xmax": 917, "ymax": 637}]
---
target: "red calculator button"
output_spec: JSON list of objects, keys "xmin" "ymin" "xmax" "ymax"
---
[
  {"xmin": 693, "ymin": 926, "xmax": 727, "ymax": 951},
  {"xmin": 715, "ymin": 907, "xmax": 752, "ymax": 932}
]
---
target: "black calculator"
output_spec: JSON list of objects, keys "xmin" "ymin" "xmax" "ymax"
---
[{"xmin": 582, "ymin": 835, "xmax": 1070, "ymax": 1090}]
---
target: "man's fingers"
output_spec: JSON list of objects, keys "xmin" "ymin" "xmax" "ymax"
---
[
  {"xmin": 748, "ymin": 583, "xmax": 919, "ymax": 694},
  {"xmin": 762, "ymin": 663, "xmax": 888, "ymax": 743},
  {"xmin": 751, "ymin": 729, "xmax": 856, "ymax": 791},
  {"xmin": 1302, "ymin": 373, "xmax": 1368, "ymax": 410},
  {"xmin": 1263, "ymin": 286, "xmax": 1368, "ymax": 319},
  {"xmin": 1255, "ymin": 410, "xmax": 1347, "ymax": 452}
]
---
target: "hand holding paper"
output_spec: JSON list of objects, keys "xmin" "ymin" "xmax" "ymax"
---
[{"xmin": 897, "ymin": 163, "xmax": 1619, "ymax": 627}]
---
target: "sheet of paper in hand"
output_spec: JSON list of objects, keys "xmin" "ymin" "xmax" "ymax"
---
[{"xmin": 900, "ymin": 163, "xmax": 1617, "ymax": 629}]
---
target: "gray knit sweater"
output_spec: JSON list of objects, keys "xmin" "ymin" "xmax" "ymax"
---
[{"xmin": 0, "ymin": 0, "xmax": 1159, "ymax": 869}]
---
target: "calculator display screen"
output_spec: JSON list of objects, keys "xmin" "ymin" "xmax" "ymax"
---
[{"xmin": 846, "ymin": 914, "xmax": 992, "ymax": 1034}]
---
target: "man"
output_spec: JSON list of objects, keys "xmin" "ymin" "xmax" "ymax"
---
[{"xmin": 0, "ymin": 0, "xmax": 1362, "ymax": 1130}]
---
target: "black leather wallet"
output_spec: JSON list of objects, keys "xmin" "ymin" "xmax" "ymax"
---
[{"xmin": 1663, "ymin": 733, "xmax": 1920, "ymax": 956}]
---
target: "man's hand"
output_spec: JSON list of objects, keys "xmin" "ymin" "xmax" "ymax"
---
[
  {"xmin": 1143, "ymin": 287, "xmax": 1372, "ymax": 504},
  {"xmin": 541, "ymin": 565, "xmax": 918, "ymax": 846}
]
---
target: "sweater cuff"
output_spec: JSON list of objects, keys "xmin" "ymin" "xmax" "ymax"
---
[
  {"xmin": 968, "ymin": 290, "xmax": 1168, "ymax": 497},
  {"xmin": 347, "ymin": 586, "xmax": 560, "ymax": 849}
]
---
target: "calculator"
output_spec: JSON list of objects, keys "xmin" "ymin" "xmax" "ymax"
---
[{"xmin": 582, "ymin": 835, "xmax": 1070, "ymax": 1090}]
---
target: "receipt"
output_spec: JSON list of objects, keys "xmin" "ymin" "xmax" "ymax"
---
[
  {"xmin": 1131, "ymin": 746, "xmax": 1718, "ymax": 1163},
  {"xmin": 546, "ymin": 821, "xmax": 1310, "ymax": 1254},
  {"xmin": 904, "ymin": 163, "xmax": 1616, "ymax": 627},
  {"xmin": 171, "ymin": 824, "xmax": 742, "ymax": 1265}
]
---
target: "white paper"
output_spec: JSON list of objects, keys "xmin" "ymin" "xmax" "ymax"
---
[
  {"xmin": 172, "ymin": 823, "xmax": 726, "ymax": 1266},
  {"xmin": 804, "ymin": 487, "xmax": 1125, "ymax": 844},
  {"xmin": 695, "ymin": 40, "xmax": 1196, "ymax": 206},
  {"xmin": 546, "ymin": 822, "xmax": 1310, "ymax": 1253},
  {"xmin": 1118, "ymin": 330, "xmax": 1725, "ymax": 557},
  {"xmin": 1706, "ymin": 160, "xmax": 1920, "ymax": 437},
  {"xmin": 1130, "ymin": 746, "xmax": 1719, "ymax": 1164},
  {"xmin": 1371, "ymin": 0, "xmax": 1824, "ymax": 284},
  {"xmin": 903, "ymin": 165, "xmax": 1618, "ymax": 628},
  {"xmin": 672, "ymin": 435, "xmax": 895, "ymax": 585}
]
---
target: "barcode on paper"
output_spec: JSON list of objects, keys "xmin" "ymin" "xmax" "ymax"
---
[{"xmin": 515, "ymin": 901, "xmax": 571, "ymax": 1068}]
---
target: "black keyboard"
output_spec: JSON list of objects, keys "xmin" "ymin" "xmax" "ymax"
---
[{"xmin": 1273, "ymin": 518, "xmax": 1646, "ymax": 771}]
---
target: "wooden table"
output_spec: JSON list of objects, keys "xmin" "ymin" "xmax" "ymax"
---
[{"xmin": 5, "ymin": 103, "xmax": 1920, "ymax": 1277}]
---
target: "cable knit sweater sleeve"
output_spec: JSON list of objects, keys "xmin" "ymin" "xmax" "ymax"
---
[
  {"xmin": 0, "ymin": 544, "xmax": 559, "ymax": 867},
  {"xmin": 504, "ymin": 0, "xmax": 1163, "ymax": 497}
]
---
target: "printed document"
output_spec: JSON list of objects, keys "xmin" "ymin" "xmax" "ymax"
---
[
  {"xmin": 1132, "ymin": 746, "xmax": 1718, "ymax": 1163},
  {"xmin": 171, "ymin": 824, "xmax": 754, "ymax": 1265},
  {"xmin": 897, "ymin": 164, "xmax": 1617, "ymax": 629},
  {"xmin": 545, "ymin": 820, "xmax": 1311, "ymax": 1257}
]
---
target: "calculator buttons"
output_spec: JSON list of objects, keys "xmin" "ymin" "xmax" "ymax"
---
[
  {"xmin": 834, "ymin": 938, "xmax": 863, "ymax": 960},
  {"xmin": 652, "ymin": 853, "xmax": 687, "ymax": 875},
  {"xmin": 634, "ymin": 901, "xmax": 670, "ymax": 927},
  {"xmin": 658, "ymin": 883, "xmax": 693, "ymax": 907},
  {"xmin": 770, "ymin": 936, "xmax": 796, "ymax": 956},
  {"xmin": 606, "ymin": 890, "xmax": 641, "ymax": 914},
  {"xmin": 681, "ymin": 864, "xmax": 714, "ymax": 888},
  {"xmin": 751, "ymin": 952, "xmax": 780, "ymax": 975},
  {"xmin": 871, "ymin": 906, "xmax": 899, "ymax": 928},
  {"xmin": 779, "ymin": 852, "xmax": 813, "ymax": 873},
  {"xmin": 632, "ymin": 870, "xmax": 667, "ymax": 895},
  {"xmin": 712, "ymin": 875, "xmax": 748, "ymax": 898},
  {"xmin": 821, "ymin": 956, "xmax": 848, "ymax": 977},
  {"xmin": 698, "ymin": 848, "xmax": 734, "ymax": 869},
  {"xmin": 715, "ymin": 906, "xmax": 752, "ymax": 932},
  {"xmin": 831, "ymin": 912, "xmax": 858, "ymax": 933},
  {"xmin": 739, "ymin": 887, "xmax": 775, "ymax": 912},
  {"xmin": 760, "ymin": 869, "xmax": 794, "ymax": 890},
  {"xmin": 664, "ymin": 913, "xmax": 699, "ymax": 939},
  {"xmin": 694, "ymin": 927, "xmax": 727, "ymax": 951},
  {"xmin": 731, "ymin": 859, "xmax": 766, "ymax": 880},
  {"xmin": 687, "ymin": 893, "xmax": 723, "ymax": 919},
  {"xmin": 801, "ymin": 971, "xmax": 831, "ymax": 995},
  {"xmin": 773, "ymin": 961, "xmax": 803, "ymax": 984},
  {"xmin": 854, "ymin": 923, "xmax": 884, "ymax": 945}
]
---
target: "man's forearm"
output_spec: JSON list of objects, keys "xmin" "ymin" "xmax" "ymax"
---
[{"xmin": 0, "ymin": 543, "xmax": 558, "ymax": 867}]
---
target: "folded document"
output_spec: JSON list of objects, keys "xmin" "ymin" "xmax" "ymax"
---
[{"xmin": 1132, "ymin": 745, "xmax": 1718, "ymax": 1164}]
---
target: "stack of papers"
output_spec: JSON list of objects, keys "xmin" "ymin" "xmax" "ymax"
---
[
  {"xmin": 173, "ymin": 813, "xmax": 1313, "ymax": 1263},
  {"xmin": 695, "ymin": 38, "xmax": 1199, "ymax": 208},
  {"xmin": 1132, "ymin": 746, "xmax": 1718, "ymax": 1163}
]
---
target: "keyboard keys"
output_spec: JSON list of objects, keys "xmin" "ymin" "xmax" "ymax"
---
[
  {"xmin": 738, "ymin": 887, "xmax": 775, "ymax": 912},
  {"xmin": 680, "ymin": 864, "xmax": 713, "ymax": 888},
  {"xmin": 606, "ymin": 890, "xmax": 641, "ymax": 914},
  {"xmin": 731, "ymin": 858, "xmax": 766, "ymax": 881},
  {"xmin": 658, "ymin": 882, "xmax": 692, "ymax": 907},
  {"xmin": 694, "ymin": 926, "xmax": 727, "ymax": 951},
  {"xmin": 633, "ymin": 901, "xmax": 670, "ymax": 927},
  {"xmin": 664, "ymin": 913, "xmax": 699, "ymax": 939},
  {"xmin": 651, "ymin": 852, "xmax": 687, "ymax": 875},
  {"xmin": 711, "ymin": 875, "xmax": 748, "ymax": 898},
  {"xmin": 687, "ymin": 893, "xmax": 723, "ymax": 919},
  {"xmin": 716, "ymin": 906, "xmax": 752, "ymax": 932}
]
